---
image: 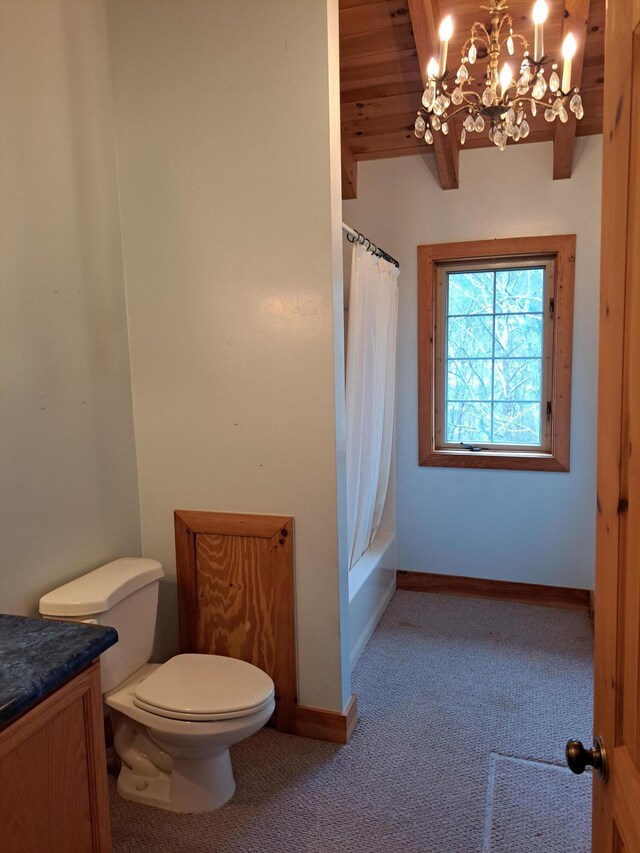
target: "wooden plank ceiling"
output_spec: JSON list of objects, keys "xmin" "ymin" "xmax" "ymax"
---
[{"xmin": 340, "ymin": 0, "xmax": 604, "ymax": 195}]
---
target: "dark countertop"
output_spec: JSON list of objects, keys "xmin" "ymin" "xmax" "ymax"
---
[{"xmin": 0, "ymin": 614, "xmax": 118, "ymax": 729}]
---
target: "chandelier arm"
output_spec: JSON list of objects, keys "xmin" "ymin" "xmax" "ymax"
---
[
  {"xmin": 461, "ymin": 34, "xmax": 489, "ymax": 55},
  {"xmin": 496, "ymin": 13, "xmax": 512, "ymax": 38},
  {"xmin": 460, "ymin": 89, "xmax": 483, "ymax": 106},
  {"xmin": 439, "ymin": 106, "xmax": 474, "ymax": 124},
  {"xmin": 502, "ymin": 32, "xmax": 529, "ymax": 52},
  {"xmin": 472, "ymin": 22, "xmax": 492, "ymax": 44}
]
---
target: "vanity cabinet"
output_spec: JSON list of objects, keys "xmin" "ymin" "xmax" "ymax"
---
[{"xmin": 0, "ymin": 661, "xmax": 111, "ymax": 853}]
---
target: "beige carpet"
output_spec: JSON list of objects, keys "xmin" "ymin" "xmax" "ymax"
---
[{"xmin": 109, "ymin": 590, "xmax": 593, "ymax": 852}]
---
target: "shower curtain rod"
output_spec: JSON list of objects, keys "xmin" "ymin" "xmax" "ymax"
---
[{"xmin": 342, "ymin": 222, "xmax": 400, "ymax": 269}]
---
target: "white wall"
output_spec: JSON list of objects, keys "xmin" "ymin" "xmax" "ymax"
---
[
  {"xmin": 107, "ymin": 0, "xmax": 350, "ymax": 711},
  {"xmin": 0, "ymin": 0, "xmax": 141, "ymax": 615},
  {"xmin": 344, "ymin": 137, "xmax": 602, "ymax": 590}
]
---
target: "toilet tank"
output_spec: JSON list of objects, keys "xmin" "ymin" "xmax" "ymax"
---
[{"xmin": 39, "ymin": 558, "xmax": 164, "ymax": 693}]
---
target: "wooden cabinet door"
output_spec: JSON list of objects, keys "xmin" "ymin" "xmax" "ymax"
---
[
  {"xmin": 0, "ymin": 662, "xmax": 111, "ymax": 853},
  {"xmin": 592, "ymin": 1, "xmax": 640, "ymax": 849}
]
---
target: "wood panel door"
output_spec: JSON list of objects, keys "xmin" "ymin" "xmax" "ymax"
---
[{"xmin": 590, "ymin": 1, "xmax": 640, "ymax": 849}]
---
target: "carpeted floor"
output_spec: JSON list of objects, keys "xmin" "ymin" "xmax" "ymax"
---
[{"xmin": 109, "ymin": 591, "xmax": 593, "ymax": 852}]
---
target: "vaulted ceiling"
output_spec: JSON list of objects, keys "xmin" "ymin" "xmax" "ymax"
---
[{"xmin": 340, "ymin": 0, "xmax": 605, "ymax": 196}]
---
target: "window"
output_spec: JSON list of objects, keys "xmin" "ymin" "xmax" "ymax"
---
[{"xmin": 418, "ymin": 236, "xmax": 575, "ymax": 471}]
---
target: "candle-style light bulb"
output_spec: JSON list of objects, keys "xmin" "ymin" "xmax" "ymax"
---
[
  {"xmin": 532, "ymin": 0, "xmax": 548, "ymax": 61},
  {"xmin": 561, "ymin": 33, "xmax": 577, "ymax": 92},
  {"xmin": 427, "ymin": 56, "xmax": 440, "ymax": 79},
  {"xmin": 438, "ymin": 15, "xmax": 454, "ymax": 76},
  {"xmin": 532, "ymin": 0, "xmax": 548, "ymax": 23},
  {"xmin": 499, "ymin": 63, "xmax": 512, "ymax": 96}
]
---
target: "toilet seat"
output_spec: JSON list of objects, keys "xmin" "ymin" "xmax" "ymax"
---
[{"xmin": 132, "ymin": 654, "xmax": 275, "ymax": 722}]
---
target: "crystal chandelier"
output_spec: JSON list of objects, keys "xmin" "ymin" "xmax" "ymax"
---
[{"xmin": 414, "ymin": 0, "xmax": 585, "ymax": 151}]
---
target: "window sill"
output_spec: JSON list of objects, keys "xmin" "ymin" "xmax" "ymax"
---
[{"xmin": 419, "ymin": 449, "xmax": 569, "ymax": 472}]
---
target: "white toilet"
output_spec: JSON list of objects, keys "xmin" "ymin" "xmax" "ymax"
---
[{"xmin": 39, "ymin": 558, "xmax": 275, "ymax": 813}]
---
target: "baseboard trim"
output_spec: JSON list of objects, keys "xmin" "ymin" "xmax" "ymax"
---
[
  {"xmin": 396, "ymin": 571, "xmax": 590, "ymax": 611},
  {"xmin": 293, "ymin": 694, "xmax": 358, "ymax": 744}
]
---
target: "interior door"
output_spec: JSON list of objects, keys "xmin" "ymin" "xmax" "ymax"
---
[{"xmin": 583, "ymin": 1, "xmax": 640, "ymax": 850}]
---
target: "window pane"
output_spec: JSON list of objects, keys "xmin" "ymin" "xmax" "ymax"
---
[
  {"xmin": 494, "ymin": 313, "xmax": 543, "ymax": 357},
  {"xmin": 495, "ymin": 267, "xmax": 544, "ymax": 313},
  {"xmin": 492, "ymin": 402, "xmax": 541, "ymax": 444},
  {"xmin": 446, "ymin": 402, "xmax": 492, "ymax": 443},
  {"xmin": 448, "ymin": 271, "xmax": 494, "ymax": 315},
  {"xmin": 493, "ymin": 359, "xmax": 542, "ymax": 401},
  {"xmin": 447, "ymin": 359, "xmax": 492, "ymax": 401},
  {"xmin": 448, "ymin": 315, "xmax": 493, "ymax": 358}
]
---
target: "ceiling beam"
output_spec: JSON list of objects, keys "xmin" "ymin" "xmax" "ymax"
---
[
  {"xmin": 341, "ymin": 132, "xmax": 358, "ymax": 200},
  {"xmin": 407, "ymin": 0, "xmax": 459, "ymax": 189},
  {"xmin": 553, "ymin": 0, "xmax": 591, "ymax": 180}
]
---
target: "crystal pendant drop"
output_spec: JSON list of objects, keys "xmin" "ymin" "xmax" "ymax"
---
[
  {"xmin": 559, "ymin": 106, "xmax": 568, "ymax": 123},
  {"xmin": 532, "ymin": 75, "xmax": 547, "ymax": 100},
  {"xmin": 414, "ymin": 115, "xmax": 426, "ymax": 137},
  {"xmin": 519, "ymin": 119, "xmax": 530, "ymax": 138},
  {"xmin": 512, "ymin": 125, "xmax": 521, "ymax": 141},
  {"xmin": 422, "ymin": 86, "xmax": 434, "ymax": 109},
  {"xmin": 507, "ymin": 35, "xmax": 514, "ymax": 55},
  {"xmin": 552, "ymin": 97, "xmax": 563, "ymax": 115},
  {"xmin": 441, "ymin": 121, "xmax": 449, "ymax": 135},
  {"xmin": 474, "ymin": 114, "xmax": 485, "ymax": 132},
  {"xmin": 494, "ymin": 128, "xmax": 506, "ymax": 148},
  {"xmin": 425, "ymin": 128, "xmax": 434, "ymax": 144},
  {"xmin": 570, "ymin": 93, "xmax": 583, "ymax": 114},
  {"xmin": 544, "ymin": 107, "xmax": 556, "ymax": 122},
  {"xmin": 506, "ymin": 107, "xmax": 516, "ymax": 125},
  {"xmin": 463, "ymin": 113, "xmax": 475, "ymax": 132},
  {"xmin": 576, "ymin": 103, "xmax": 584, "ymax": 120},
  {"xmin": 451, "ymin": 87, "xmax": 464, "ymax": 106},
  {"xmin": 549, "ymin": 71, "xmax": 560, "ymax": 93},
  {"xmin": 468, "ymin": 43, "xmax": 477, "ymax": 64},
  {"xmin": 433, "ymin": 98, "xmax": 444, "ymax": 116},
  {"xmin": 531, "ymin": 100, "xmax": 537, "ymax": 117},
  {"xmin": 482, "ymin": 86, "xmax": 493, "ymax": 107},
  {"xmin": 457, "ymin": 64, "xmax": 469, "ymax": 83},
  {"xmin": 431, "ymin": 114, "xmax": 441, "ymax": 131},
  {"xmin": 461, "ymin": 127, "xmax": 466, "ymax": 145},
  {"xmin": 516, "ymin": 109, "xmax": 524, "ymax": 125}
]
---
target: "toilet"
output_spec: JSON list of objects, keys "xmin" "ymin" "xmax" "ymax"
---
[{"xmin": 39, "ymin": 558, "xmax": 275, "ymax": 813}]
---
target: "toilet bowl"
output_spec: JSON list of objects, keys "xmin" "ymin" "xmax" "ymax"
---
[
  {"xmin": 106, "ymin": 657, "xmax": 274, "ymax": 812},
  {"xmin": 39, "ymin": 558, "xmax": 275, "ymax": 813}
]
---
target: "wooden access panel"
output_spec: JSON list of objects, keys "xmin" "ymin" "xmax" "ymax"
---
[{"xmin": 174, "ymin": 510, "xmax": 296, "ymax": 733}]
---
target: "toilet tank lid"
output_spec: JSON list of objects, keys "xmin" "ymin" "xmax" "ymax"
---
[{"xmin": 39, "ymin": 558, "xmax": 164, "ymax": 617}]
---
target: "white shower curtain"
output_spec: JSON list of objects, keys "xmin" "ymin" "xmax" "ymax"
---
[{"xmin": 346, "ymin": 243, "xmax": 399, "ymax": 570}]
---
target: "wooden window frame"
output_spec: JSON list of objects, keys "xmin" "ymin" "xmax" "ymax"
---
[{"xmin": 418, "ymin": 235, "xmax": 576, "ymax": 472}]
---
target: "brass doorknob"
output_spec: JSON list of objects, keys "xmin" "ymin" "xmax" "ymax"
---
[{"xmin": 565, "ymin": 736, "xmax": 608, "ymax": 781}]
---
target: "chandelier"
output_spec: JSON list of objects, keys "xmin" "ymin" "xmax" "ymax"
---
[{"xmin": 414, "ymin": 0, "xmax": 585, "ymax": 151}]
